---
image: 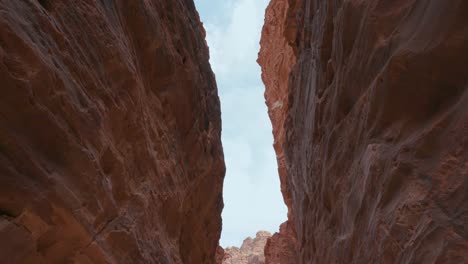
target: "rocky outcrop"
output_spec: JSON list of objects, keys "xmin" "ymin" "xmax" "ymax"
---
[
  {"xmin": 257, "ymin": 0, "xmax": 296, "ymax": 221},
  {"xmin": 264, "ymin": 222, "xmax": 298, "ymax": 264},
  {"xmin": 260, "ymin": 0, "xmax": 468, "ymax": 263},
  {"xmin": 222, "ymin": 231, "xmax": 271, "ymax": 264},
  {"xmin": 0, "ymin": 1, "xmax": 224, "ymax": 263},
  {"xmin": 216, "ymin": 246, "xmax": 225, "ymax": 264}
]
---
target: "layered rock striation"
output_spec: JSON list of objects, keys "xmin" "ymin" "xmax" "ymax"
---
[
  {"xmin": 0, "ymin": 0, "xmax": 224, "ymax": 263},
  {"xmin": 260, "ymin": 0, "xmax": 468, "ymax": 263}
]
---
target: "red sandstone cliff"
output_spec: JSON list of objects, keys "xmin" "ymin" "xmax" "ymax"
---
[
  {"xmin": 260, "ymin": 0, "xmax": 468, "ymax": 263},
  {"xmin": 0, "ymin": 1, "xmax": 224, "ymax": 263},
  {"xmin": 264, "ymin": 222, "xmax": 298, "ymax": 264},
  {"xmin": 258, "ymin": 1, "xmax": 299, "ymax": 262}
]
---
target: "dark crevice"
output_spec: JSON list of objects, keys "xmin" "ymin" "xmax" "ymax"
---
[
  {"xmin": 0, "ymin": 208, "xmax": 17, "ymax": 220},
  {"xmin": 37, "ymin": 0, "xmax": 51, "ymax": 11}
]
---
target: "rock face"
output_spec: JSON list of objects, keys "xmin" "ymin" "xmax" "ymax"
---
[
  {"xmin": 215, "ymin": 246, "xmax": 225, "ymax": 264},
  {"xmin": 222, "ymin": 231, "xmax": 271, "ymax": 264},
  {"xmin": 257, "ymin": 0, "xmax": 296, "ymax": 220},
  {"xmin": 260, "ymin": 0, "xmax": 468, "ymax": 263},
  {"xmin": 0, "ymin": 1, "xmax": 224, "ymax": 263},
  {"xmin": 264, "ymin": 222, "xmax": 298, "ymax": 264}
]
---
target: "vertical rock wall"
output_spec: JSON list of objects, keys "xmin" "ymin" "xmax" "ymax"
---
[
  {"xmin": 260, "ymin": 0, "xmax": 468, "ymax": 263},
  {"xmin": 0, "ymin": 0, "xmax": 224, "ymax": 263},
  {"xmin": 264, "ymin": 222, "xmax": 298, "ymax": 264}
]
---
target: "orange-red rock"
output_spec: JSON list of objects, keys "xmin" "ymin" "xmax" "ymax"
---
[
  {"xmin": 258, "ymin": 0, "xmax": 296, "ymax": 222},
  {"xmin": 216, "ymin": 246, "xmax": 225, "ymax": 264},
  {"xmin": 0, "ymin": 1, "xmax": 224, "ymax": 263},
  {"xmin": 264, "ymin": 222, "xmax": 298, "ymax": 264},
  {"xmin": 260, "ymin": 0, "xmax": 468, "ymax": 263}
]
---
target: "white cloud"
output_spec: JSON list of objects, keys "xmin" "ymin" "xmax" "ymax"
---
[
  {"xmin": 194, "ymin": 0, "xmax": 287, "ymax": 247},
  {"xmin": 203, "ymin": 0, "xmax": 267, "ymax": 82}
]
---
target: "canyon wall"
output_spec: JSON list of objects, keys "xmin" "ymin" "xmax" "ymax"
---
[
  {"xmin": 260, "ymin": 0, "xmax": 468, "ymax": 263},
  {"xmin": 0, "ymin": 0, "xmax": 224, "ymax": 263},
  {"xmin": 264, "ymin": 222, "xmax": 298, "ymax": 264}
]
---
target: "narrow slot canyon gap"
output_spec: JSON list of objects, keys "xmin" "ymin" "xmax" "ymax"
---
[{"xmin": 0, "ymin": 0, "xmax": 467, "ymax": 264}]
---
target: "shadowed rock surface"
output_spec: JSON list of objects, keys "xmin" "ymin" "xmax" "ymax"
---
[
  {"xmin": 0, "ymin": 0, "xmax": 224, "ymax": 263},
  {"xmin": 264, "ymin": 222, "xmax": 298, "ymax": 264},
  {"xmin": 222, "ymin": 231, "xmax": 271, "ymax": 264},
  {"xmin": 215, "ymin": 245, "xmax": 225, "ymax": 264},
  {"xmin": 260, "ymin": 0, "xmax": 468, "ymax": 263}
]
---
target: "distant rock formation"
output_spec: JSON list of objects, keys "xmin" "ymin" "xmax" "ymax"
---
[
  {"xmin": 259, "ymin": 0, "xmax": 468, "ymax": 263},
  {"xmin": 222, "ymin": 231, "xmax": 271, "ymax": 264},
  {"xmin": 0, "ymin": 1, "xmax": 224, "ymax": 263}
]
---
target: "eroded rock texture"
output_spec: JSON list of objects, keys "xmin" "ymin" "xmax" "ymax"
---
[
  {"xmin": 222, "ymin": 231, "xmax": 271, "ymax": 264},
  {"xmin": 215, "ymin": 246, "xmax": 225, "ymax": 264},
  {"xmin": 260, "ymin": 0, "xmax": 468, "ymax": 263},
  {"xmin": 0, "ymin": 0, "xmax": 224, "ymax": 263},
  {"xmin": 264, "ymin": 222, "xmax": 298, "ymax": 264}
]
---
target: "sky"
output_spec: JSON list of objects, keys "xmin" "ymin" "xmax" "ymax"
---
[{"xmin": 193, "ymin": 0, "xmax": 287, "ymax": 247}]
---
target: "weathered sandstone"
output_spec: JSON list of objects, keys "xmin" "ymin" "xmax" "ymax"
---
[
  {"xmin": 216, "ymin": 245, "xmax": 225, "ymax": 264},
  {"xmin": 222, "ymin": 231, "xmax": 271, "ymax": 264},
  {"xmin": 260, "ymin": 0, "xmax": 468, "ymax": 263},
  {"xmin": 0, "ymin": 0, "xmax": 224, "ymax": 263},
  {"xmin": 264, "ymin": 222, "xmax": 298, "ymax": 264}
]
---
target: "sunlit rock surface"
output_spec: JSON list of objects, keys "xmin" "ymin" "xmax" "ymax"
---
[
  {"xmin": 0, "ymin": 0, "xmax": 224, "ymax": 263},
  {"xmin": 222, "ymin": 231, "xmax": 271, "ymax": 264},
  {"xmin": 260, "ymin": 0, "xmax": 468, "ymax": 263}
]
